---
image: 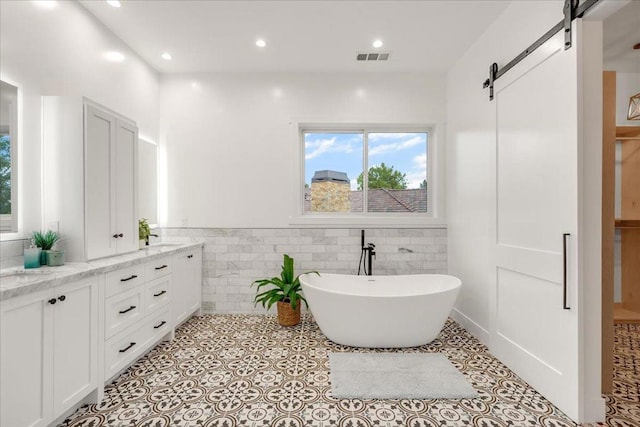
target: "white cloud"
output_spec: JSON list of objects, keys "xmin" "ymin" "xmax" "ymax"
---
[
  {"xmin": 368, "ymin": 133, "xmax": 419, "ymax": 142},
  {"xmin": 413, "ymin": 153, "xmax": 427, "ymax": 168},
  {"xmin": 305, "ymin": 137, "xmax": 358, "ymax": 160},
  {"xmin": 368, "ymin": 136, "xmax": 424, "ymax": 156}
]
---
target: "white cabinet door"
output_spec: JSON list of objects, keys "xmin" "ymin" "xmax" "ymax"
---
[
  {"xmin": 1, "ymin": 289, "xmax": 54, "ymax": 427},
  {"xmin": 172, "ymin": 250, "xmax": 202, "ymax": 326},
  {"xmin": 172, "ymin": 253, "xmax": 188, "ymax": 326},
  {"xmin": 115, "ymin": 119, "xmax": 138, "ymax": 254},
  {"xmin": 52, "ymin": 279, "xmax": 98, "ymax": 416},
  {"xmin": 85, "ymin": 104, "xmax": 117, "ymax": 260},
  {"xmin": 185, "ymin": 251, "xmax": 202, "ymax": 315}
]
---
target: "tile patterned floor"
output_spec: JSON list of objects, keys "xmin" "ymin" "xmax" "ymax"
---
[{"xmin": 59, "ymin": 315, "xmax": 639, "ymax": 427}]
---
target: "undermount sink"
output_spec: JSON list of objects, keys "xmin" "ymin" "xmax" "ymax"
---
[
  {"xmin": 146, "ymin": 243, "xmax": 184, "ymax": 249},
  {"xmin": 0, "ymin": 270, "xmax": 53, "ymax": 290}
]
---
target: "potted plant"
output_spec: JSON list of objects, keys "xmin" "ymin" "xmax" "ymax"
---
[
  {"xmin": 252, "ymin": 254, "xmax": 319, "ymax": 326},
  {"xmin": 138, "ymin": 218, "xmax": 151, "ymax": 249},
  {"xmin": 32, "ymin": 230, "xmax": 60, "ymax": 265}
]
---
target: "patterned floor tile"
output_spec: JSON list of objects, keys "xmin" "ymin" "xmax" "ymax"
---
[{"xmin": 58, "ymin": 314, "xmax": 640, "ymax": 427}]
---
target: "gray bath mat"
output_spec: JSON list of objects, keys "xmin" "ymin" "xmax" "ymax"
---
[{"xmin": 329, "ymin": 353, "xmax": 477, "ymax": 399}]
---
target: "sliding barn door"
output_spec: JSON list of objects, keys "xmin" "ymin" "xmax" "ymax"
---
[{"xmin": 493, "ymin": 30, "xmax": 580, "ymax": 420}]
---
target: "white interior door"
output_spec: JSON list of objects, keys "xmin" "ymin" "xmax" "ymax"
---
[{"xmin": 493, "ymin": 30, "xmax": 580, "ymax": 421}]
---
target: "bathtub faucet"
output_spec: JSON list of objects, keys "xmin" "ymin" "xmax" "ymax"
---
[
  {"xmin": 359, "ymin": 230, "xmax": 375, "ymax": 276},
  {"xmin": 364, "ymin": 243, "xmax": 376, "ymax": 276}
]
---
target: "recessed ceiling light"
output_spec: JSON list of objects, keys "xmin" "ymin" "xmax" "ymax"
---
[
  {"xmin": 161, "ymin": 52, "xmax": 172, "ymax": 60},
  {"xmin": 256, "ymin": 39, "xmax": 267, "ymax": 48},
  {"xmin": 373, "ymin": 39, "xmax": 383, "ymax": 48},
  {"xmin": 104, "ymin": 51, "xmax": 125, "ymax": 62},
  {"xmin": 106, "ymin": 0, "xmax": 121, "ymax": 7},
  {"xmin": 32, "ymin": 1, "xmax": 57, "ymax": 8}
]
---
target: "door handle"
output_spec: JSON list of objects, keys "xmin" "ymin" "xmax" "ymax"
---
[
  {"xmin": 153, "ymin": 290, "xmax": 167, "ymax": 297},
  {"xmin": 153, "ymin": 321, "xmax": 166, "ymax": 329},
  {"xmin": 154, "ymin": 265, "xmax": 168, "ymax": 270},
  {"xmin": 120, "ymin": 275, "xmax": 138, "ymax": 282},
  {"xmin": 563, "ymin": 233, "xmax": 570, "ymax": 310}
]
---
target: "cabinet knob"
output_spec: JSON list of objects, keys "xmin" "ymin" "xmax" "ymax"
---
[
  {"xmin": 58, "ymin": 295, "xmax": 66, "ymax": 302},
  {"xmin": 187, "ymin": 254, "xmax": 193, "ymax": 259},
  {"xmin": 112, "ymin": 233, "xmax": 124, "ymax": 239},
  {"xmin": 48, "ymin": 298, "xmax": 57, "ymax": 305}
]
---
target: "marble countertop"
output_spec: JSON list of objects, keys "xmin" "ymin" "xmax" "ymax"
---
[{"xmin": 0, "ymin": 242, "xmax": 204, "ymax": 301}]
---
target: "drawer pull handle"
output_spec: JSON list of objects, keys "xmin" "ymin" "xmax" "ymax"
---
[
  {"xmin": 153, "ymin": 290, "xmax": 167, "ymax": 297},
  {"xmin": 113, "ymin": 233, "xmax": 123, "ymax": 239},
  {"xmin": 187, "ymin": 254, "xmax": 193, "ymax": 259},
  {"xmin": 153, "ymin": 321, "xmax": 166, "ymax": 329},
  {"xmin": 154, "ymin": 264, "xmax": 168, "ymax": 270},
  {"xmin": 119, "ymin": 342, "xmax": 136, "ymax": 353},
  {"xmin": 119, "ymin": 305, "xmax": 136, "ymax": 314},
  {"xmin": 120, "ymin": 275, "xmax": 138, "ymax": 282},
  {"xmin": 58, "ymin": 295, "xmax": 66, "ymax": 302},
  {"xmin": 48, "ymin": 298, "xmax": 57, "ymax": 305}
]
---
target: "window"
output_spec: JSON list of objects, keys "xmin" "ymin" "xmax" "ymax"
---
[
  {"xmin": 0, "ymin": 80, "xmax": 18, "ymax": 234},
  {"xmin": 302, "ymin": 127, "xmax": 430, "ymax": 216}
]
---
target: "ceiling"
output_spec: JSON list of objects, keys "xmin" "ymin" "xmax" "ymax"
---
[
  {"xmin": 603, "ymin": 1, "xmax": 640, "ymax": 72},
  {"xmin": 79, "ymin": 0, "xmax": 512, "ymax": 74}
]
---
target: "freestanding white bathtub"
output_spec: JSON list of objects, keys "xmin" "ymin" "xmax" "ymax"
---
[{"xmin": 299, "ymin": 273, "xmax": 461, "ymax": 348}]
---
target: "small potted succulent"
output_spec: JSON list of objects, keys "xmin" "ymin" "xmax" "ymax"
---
[
  {"xmin": 252, "ymin": 254, "xmax": 319, "ymax": 326},
  {"xmin": 32, "ymin": 230, "xmax": 63, "ymax": 266}
]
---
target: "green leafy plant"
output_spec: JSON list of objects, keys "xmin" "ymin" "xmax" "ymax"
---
[
  {"xmin": 33, "ymin": 230, "xmax": 59, "ymax": 250},
  {"xmin": 252, "ymin": 254, "xmax": 319, "ymax": 310},
  {"xmin": 138, "ymin": 218, "xmax": 151, "ymax": 240}
]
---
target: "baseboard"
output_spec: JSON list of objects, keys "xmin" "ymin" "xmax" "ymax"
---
[
  {"xmin": 451, "ymin": 308, "xmax": 490, "ymax": 346},
  {"xmin": 581, "ymin": 395, "xmax": 606, "ymax": 424}
]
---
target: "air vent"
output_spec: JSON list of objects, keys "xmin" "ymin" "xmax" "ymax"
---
[{"xmin": 357, "ymin": 52, "xmax": 390, "ymax": 61}]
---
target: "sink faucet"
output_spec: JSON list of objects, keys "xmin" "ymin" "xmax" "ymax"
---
[{"xmin": 145, "ymin": 234, "xmax": 159, "ymax": 246}]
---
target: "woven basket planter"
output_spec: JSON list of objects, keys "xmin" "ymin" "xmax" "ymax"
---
[{"xmin": 277, "ymin": 301, "xmax": 301, "ymax": 326}]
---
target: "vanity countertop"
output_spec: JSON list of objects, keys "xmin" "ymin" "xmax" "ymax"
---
[{"xmin": 0, "ymin": 242, "xmax": 204, "ymax": 301}]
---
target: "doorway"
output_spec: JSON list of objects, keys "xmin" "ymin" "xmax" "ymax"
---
[{"xmin": 601, "ymin": 1, "xmax": 640, "ymax": 418}]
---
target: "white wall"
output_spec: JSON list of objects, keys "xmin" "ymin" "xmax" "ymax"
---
[
  {"xmin": 159, "ymin": 72, "xmax": 446, "ymax": 228},
  {"xmin": 0, "ymin": 1, "xmax": 160, "ymax": 239},
  {"xmin": 447, "ymin": 1, "xmax": 603, "ymax": 423}
]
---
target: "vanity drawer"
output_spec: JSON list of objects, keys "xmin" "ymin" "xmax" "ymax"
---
[
  {"xmin": 145, "ymin": 257, "xmax": 172, "ymax": 280},
  {"xmin": 104, "ymin": 323, "xmax": 149, "ymax": 380},
  {"xmin": 145, "ymin": 276, "xmax": 170, "ymax": 314},
  {"xmin": 105, "ymin": 288, "xmax": 144, "ymax": 339},
  {"xmin": 105, "ymin": 265, "xmax": 145, "ymax": 298},
  {"xmin": 147, "ymin": 307, "xmax": 171, "ymax": 342}
]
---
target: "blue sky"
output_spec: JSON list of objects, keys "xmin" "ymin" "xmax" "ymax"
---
[{"xmin": 304, "ymin": 132, "xmax": 427, "ymax": 190}]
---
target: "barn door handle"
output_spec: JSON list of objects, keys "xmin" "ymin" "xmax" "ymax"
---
[{"xmin": 563, "ymin": 233, "xmax": 570, "ymax": 310}]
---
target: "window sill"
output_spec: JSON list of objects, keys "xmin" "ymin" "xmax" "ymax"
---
[{"xmin": 288, "ymin": 215, "xmax": 447, "ymax": 228}]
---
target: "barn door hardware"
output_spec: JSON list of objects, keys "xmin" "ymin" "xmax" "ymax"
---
[{"xmin": 482, "ymin": 0, "xmax": 600, "ymax": 101}]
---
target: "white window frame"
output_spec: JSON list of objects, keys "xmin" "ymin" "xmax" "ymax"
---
[{"xmin": 290, "ymin": 123, "xmax": 446, "ymax": 227}]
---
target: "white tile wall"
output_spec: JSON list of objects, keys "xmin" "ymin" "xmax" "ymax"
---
[{"xmin": 161, "ymin": 228, "xmax": 447, "ymax": 314}]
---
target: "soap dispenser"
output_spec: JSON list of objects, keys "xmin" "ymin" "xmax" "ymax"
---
[{"xmin": 24, "ymin": 239, "xmax": 41, "ymax": 269}]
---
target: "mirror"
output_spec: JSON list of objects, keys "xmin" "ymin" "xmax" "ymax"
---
[
  {"xmin": 138, "ymin": 138, "xmax": 158, "ymax": 225},
  {"xmin": 0, "ymin": 80, "xmax": 18, "ymax": 233}
]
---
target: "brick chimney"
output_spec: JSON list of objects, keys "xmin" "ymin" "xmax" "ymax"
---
[{"xmin": 311, "ymin": 170, "xmax": 350, "ymax": 212}]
